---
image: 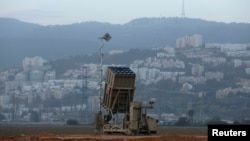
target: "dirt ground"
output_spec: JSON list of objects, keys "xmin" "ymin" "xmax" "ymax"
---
[{"xmin": 0, "ymin": 124, "xmax": 208, "ymax": 141}]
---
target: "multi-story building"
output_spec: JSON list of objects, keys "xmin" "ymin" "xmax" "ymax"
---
[
  {"xmin": 15, "ymin": 73, "xmax": 27, "ymax": 82},
  {"xmin": 44, "ymin": 71, "xmax": 56, "ymax": 81},
  {"xmin": 0, "ymin": 95, "xmax": 10, "ymax": 108},
  {"xmin": 23, "ymin": 56, "xmax": 47, "ymax": 72},
  {"xmin": 192, "ymin": 64, "xmax": 204, "ymax": 76},
  {"xmin": 176, "ymin": 34, "xmax": 202, "ymax": 48},
  {"xmin": 232, "ymin": 59, "xmax": 242, "ymax": 68},
  {"xmin": 205, "ymin": 72, "xmax": 224, "ymax": 80},
  {"xmin": 30, "ymin": 70, "xmax": 44, "ymax": 82},
  {"xmin": 220, "ymin": 43, "xmax": 247, "ymax": 52}
]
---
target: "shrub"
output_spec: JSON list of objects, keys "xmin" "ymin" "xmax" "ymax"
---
[{"xmin": 66, "ymin": 119, "xmax": 79, "ymax": 125}]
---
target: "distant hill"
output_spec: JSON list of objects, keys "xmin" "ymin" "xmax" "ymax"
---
[{"xmin": 1, "ymin": 17, "xmax": 250, "ymax": 69}]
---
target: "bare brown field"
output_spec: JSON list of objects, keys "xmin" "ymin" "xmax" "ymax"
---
[{"xmin": 0, "ymin": 124, "xmax": 207, "ymax": 141}]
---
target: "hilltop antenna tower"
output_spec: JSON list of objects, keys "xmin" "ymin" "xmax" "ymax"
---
[{"xmin": 182, "ymin": 0, "xmax": 185, "ymax": 18}]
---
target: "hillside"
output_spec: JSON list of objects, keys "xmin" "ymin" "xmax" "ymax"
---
[{"xmin": 1, "ymin": 17, "xmax": 250, "ymax": 68}]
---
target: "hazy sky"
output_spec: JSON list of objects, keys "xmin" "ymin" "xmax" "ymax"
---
[{"xmin": 0, "ymin": 0, "xmax": 249, "ymax": 25}]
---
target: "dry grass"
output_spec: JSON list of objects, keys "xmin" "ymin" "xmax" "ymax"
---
[{"xmin": 0, "ymin": 124, "xmax": 207, "ymax": 141}]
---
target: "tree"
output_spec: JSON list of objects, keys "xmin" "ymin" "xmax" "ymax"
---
[
  {"xmin": 206, "ymin": 116, "xmax": 228, "ymax": 125},
  {"xmin": 66, "ymin": 119, "xmax": 79, "ymax": 125},
  {"xmin": 187, "ymin": 109, "xmax": 194, "ymax": 123},
  {"xmin": 174, "ymin": 117, "xmax": 190, "ymax": 126},
  {"xmin": 30, "ymin": 111, "xmax": 40, "ymax": 122},
  {"xmin": 0, "ymin": 113, "xmax": 6, "ymax": 121}
]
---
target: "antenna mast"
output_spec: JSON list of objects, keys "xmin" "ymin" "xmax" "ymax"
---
[
  {"xmin": 95, "ymin": 33, "xmax": 112, "ymax": 133},
  {"xmin": 98, "ymin": 33, "xmax": 112, "ymax": 112},
  {"xmin": 182, "ymin": 0, "xmax": 185, "ymax": 18}
]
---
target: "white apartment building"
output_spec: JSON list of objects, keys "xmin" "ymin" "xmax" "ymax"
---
[
  {"xmin": 202, "ymin": 57, "xmax": 226, "ymax": 65},
  {"xmin": 205, "ymin": 43, "xmax": 221, "ymax": 48},
  {"xmin": 15, "ymin": 73, "xmax": 27, "ymax": 82},
  {"xmin": 30, "ymin": 70, "xmax": 44, "ymax": 82},
  {"xmin": 131, "ymin": 67, "xmax": 160, "ymax": 80},
  {"xmin": 23, "ymin": 56, "xmax": 47, "ymax": 72},
  {"xmin": 232, "ymin": 59, "xmax": 242, "ymax": 68},
  {"xmin": 44, "ymin": 71, "xmax": 56, "ymax": 81},
  {"xmin": 176, "ymin": 34, "xmax": 203, "ymax": 48},
  {"xmin": 220, "ymin": 43, "xmax": 247, "ymax": 52},
  {"xmin": 205, "ymin": 72, "xmax": 224, "ymax": 80},
  {"xmin": 192, "ymin": 65, "xmax": 204, "ymax": 76},
  {"xmin": 0, "ymin": 95, "xmax": 10, "ymax": 108}
]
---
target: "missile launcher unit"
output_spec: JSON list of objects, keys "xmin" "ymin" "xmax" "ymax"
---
[{"xmin": 96, "ymin": 66, "xmax": 158, "ymax": 135}]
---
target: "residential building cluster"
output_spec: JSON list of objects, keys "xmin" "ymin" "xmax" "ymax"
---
[{"xmin": 0, "ymin": 35, "xmax": 250, "ymax": 122}]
